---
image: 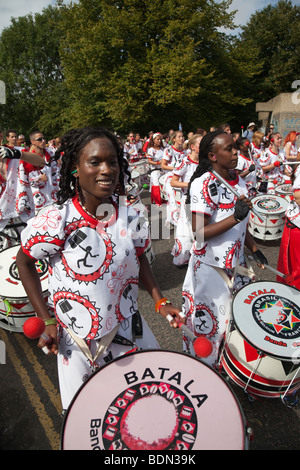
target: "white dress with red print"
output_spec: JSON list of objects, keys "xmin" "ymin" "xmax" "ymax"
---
[
  {"xmin": 0, "ymin": 158, "xmax": 34, "ymax": 229},
  {"xmin": 235, "ymin": 151, "xmax": 257, "ymax": 195},
  {"xmin": 161, "ymin": 146, "xmax": 187, "ymax": 226},
  {"xmin": 181, "ymin": 171, "xmax": 253, "ymax": 367},
  {"xmin": 258, "ymin": 148, "xmax": 287, "ymax": 192},
  {"xmin": 20, "ymin": 149, "xmax": 59, "ymax": 213},
  {"xmin": 20, "ymin": 195, "xmax": 159, "ymax": 409},
  {"xmin": 147, "ymin": 147, "xmax": 164, "ymax": 205},
  {"xmin": 171, "ymin": 156, "xmax": 197, "ymax": 266}
]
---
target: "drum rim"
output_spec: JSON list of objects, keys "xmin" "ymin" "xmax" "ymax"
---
[
  {"xmin": 60, "ymin": 348, "xmax": 248, "ymax": 450},
  {"xmin": 0, "ymin": 244, "xmax": 48, "ymax": 298},
  {"xmin": 232, "ymin": 280, "xmax": 300, "ymax": 361},
  {"xmin": 251, "ymin": 194, "xmax": 288, "ymax": 214}
]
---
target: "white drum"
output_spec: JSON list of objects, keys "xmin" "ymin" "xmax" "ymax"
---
[
  {"xmin": 130, "ymin": 160, "xmax": 150, "ymax": 187},
  {"xmin": 221, "ymin": 281, "xmax": 300, "ymax": 398},
  {"xmin": 130, "ymin": 170, "xmax": 140, "ymax": 187},
  {"xmin": 0, "ymin": 245, "xmax": 49, "ymax": 332},
  {"xmin": 247, "ymin": 195, "xmax": 288, "ymax": 241},
  {"xmin": 158, "ymin": 174, "xmax": 168, "ymax": 201},
  {"xmin": 275, "ymin": 184, "xmax": 294, "ymax": 203},
  {"xmin": 61, "ymin": 350, "xmax": 249, "ymax": 450}
]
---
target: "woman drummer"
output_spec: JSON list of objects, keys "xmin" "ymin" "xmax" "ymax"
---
[
  {"xmin": 180, "ymin": 131, "xmax": 267, "ymax": 367},
  {"xmin": 16, "ymin": 127, "xmax": 182, "ymax": 410}
]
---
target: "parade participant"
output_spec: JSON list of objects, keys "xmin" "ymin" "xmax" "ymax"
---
[
  {"xmin": 262, "ymin": 124, "xmax": 274, "ymax": 150},
  {"xmin": 124, "ymin": 132, "xmax": 140, "ymax": 163},
  {"xmin": 16, "ymin": 127, "xmax": 182, "ymax": 411},
  {"xmin": 276, "ymin": 185, "xmax": 300, "ymax": 289},
  {"xmin": 0, "ymin": 138, "xmax": 46, "ymax": 249},
  {"xmin": 259, "ymin": 133, "xmax": 291, "ymax": 193},
  {"xmin": 250, "ymin": 131, "xmax": 264, "ymax": 159},
  {"xmin": 234, "ymin": 137, "xmax": 257, "ymax": 196},
  {"xmin": 284, "ymin": 131, "xmax": 299, "ymax": 161},
  {"xmin": 161, "ymin": 130, "xmax": 186, "ymax": 226},
  {"xmin": 146, "ymin": 132, "xmax": 165, "ymax": 206},
  {"xmin": 20, "ymin": 130, "xmax": 59, "ymax": 211},
  {"xmin": 180, "ymin": 131, "xmax": 267, "ymax": 367},
  {"xmin": 170, "ymin": 134, "xmax": 201, "ymax": 266}
]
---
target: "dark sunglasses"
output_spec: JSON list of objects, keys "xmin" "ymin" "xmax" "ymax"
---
[{"xmin": 35, "ymin": 137, "xmax": 46, "ymax": 142}]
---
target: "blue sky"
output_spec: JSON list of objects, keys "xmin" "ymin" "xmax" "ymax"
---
[{"xmin": 0, "ymin": 0, "xmax": 300, "ymax": 35}]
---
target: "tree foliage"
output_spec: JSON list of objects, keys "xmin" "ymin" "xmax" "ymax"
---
[
  {"xmin": 0, "ymin": 0, "xmax": 299, "ymax": 138},
  {"xmin": 57, "ymin": 0, "xmax": 248, "ymax": 134},
  {"xmin": 0, "ymin": 5, "xmax": 68, "ymax": 136},
  {"xmin": 236, "ymin": 0, "xmax": 300, "ymax": 103}
]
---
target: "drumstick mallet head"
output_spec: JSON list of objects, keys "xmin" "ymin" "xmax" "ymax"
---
[
  {"xmin": 178, "ymin": 322, "xmax": 213, "ymax": 358},
  {"xmin": 23, "ymin": 317, "xmax": 50, "ymax": 342}
]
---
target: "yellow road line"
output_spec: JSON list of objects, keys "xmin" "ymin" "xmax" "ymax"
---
[
  {"xmin": 14, "ymin": 333, "xmax": 62, "ymax": 416},
  {"xmin": 0, "ymin": 329, "xmax": 60, "ymax": 450}
]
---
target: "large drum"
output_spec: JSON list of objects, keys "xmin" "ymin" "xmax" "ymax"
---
[
  {"xmin": 61, "ymin": 350, "xmax": 249, "ymax": 450},
  {"xmin": 275, "ymin": 184, "xmax": 293, "ymax": 203},
  {"xmin": 130, "ymin": 160, "xmax": 150, "ymax": 187},
  {"xmin": 221, "ymin": 281, "xmax": 300, "ymax": 398},
  {"xmin": 0, "ymin": 245, "xmax": 49, "ymax": 332},
  {"xmin": 247, "ymin": 195, "xmax": 288, "ymax": 241},
  {"xmin": 158, "ymin": 174, "xmax": 168, "ymax": 201}
]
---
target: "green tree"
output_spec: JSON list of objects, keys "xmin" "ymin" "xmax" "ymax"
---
[
  {"xmin": 236, "ymin": 0, "xmax": 300, "ymax": 104},
  {"xmin": 58, "ymin": 0, "xmax": 253, "ymax": 134},
  {"xmin": 0, "ymin": 5, "xmax": 68, "ymax": 137}
]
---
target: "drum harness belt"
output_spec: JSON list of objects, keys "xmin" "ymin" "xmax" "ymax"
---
[
  {"xmin": 65, "ymin": 311, "xmax": 143, "ymax": 370},
  {"xmin": 212, "ymin": 256, "xmax": 255, "ymax": 294}
]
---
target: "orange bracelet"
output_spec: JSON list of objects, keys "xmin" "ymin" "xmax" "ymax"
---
[{"xmin": 155, "ymin": 298, "xmax": 172, "ymax": 313}]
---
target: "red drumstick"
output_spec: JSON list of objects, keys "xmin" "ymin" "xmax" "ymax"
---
[
  {"xmin": 23, "ymin": 317, "xmax": 52, "ymax": 355},
  {"xmin": 176, "ymin": 318, "xmax": 213, "ymax": 358},
  {"xmin": 248, "ymin": 256, "xmax": 295, "ymax": 285}
]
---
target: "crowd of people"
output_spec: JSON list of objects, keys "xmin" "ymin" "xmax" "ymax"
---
[{"xmin": 0, "ymin": 121, "xmax": 299, "ymax": 413}]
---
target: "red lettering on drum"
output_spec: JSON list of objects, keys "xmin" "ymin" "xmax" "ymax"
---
[
  {"xmin": 244, "ymin": 289, "xmax": 276, "ymax": 304},
  {"xmin": 6, "ymin": 278, "xmax": 19, "ymax": 285},
  {"xmin": 264, "ymin": 336, "xmax": 287, "ymax": 347}
]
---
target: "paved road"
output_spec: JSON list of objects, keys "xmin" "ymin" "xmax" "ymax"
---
[{"xmin": 0, "ymin": 190, "xmax": 299, "ymax": 450}]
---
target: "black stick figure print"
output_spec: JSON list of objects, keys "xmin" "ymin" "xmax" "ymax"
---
[
  {"xmin": 77, "ymin": 245, "xmax": 99, "ymax": 268},
  {"xmin": 221, "ymin": 187, "xmax": 231, "ymax": 200},
  {"xmin": 123, "ymin": 284, "xmax": 138, "ymax": 315},
  {"xmin": 59, "ymin": 299, "xmax": 84, "ymax": 334},
  {"xmin": 68, "ymin": 229, "xmax": 99, "ymax": 268},
  {"xmin": 195, "ymin": 310, "xmax": 210, "ymax": 332}
]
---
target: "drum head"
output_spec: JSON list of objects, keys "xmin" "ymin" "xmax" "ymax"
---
[
  {"xmin": 61, "ymin": 350, "xmax": 247, "ymax": 450},
  {"xmin": 251, "ymin": 195, "xmax": 288, "ymax": 215},
  {"xmin": 232, "ymin": 281, "xmax": 300, "ymax": 361},
  {"xmin": 0, "ymin": 245, "xmax": 48, "ymax": 299}
]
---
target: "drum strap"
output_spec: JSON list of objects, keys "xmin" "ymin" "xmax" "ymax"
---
[
  {"xmin": 212, "ymin": 258, "xmax": 255, "ymax": 291},
  {"xmin": 66, "ymin": 323, "xmax": 120, "ymax": 366}
]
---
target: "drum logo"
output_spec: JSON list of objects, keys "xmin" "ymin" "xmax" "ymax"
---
[
  {"xmin": 252, "ymin": 294, "xmax": 300, "ymax": 340},
  {"xmin": 256, "ymin": 197, "xmax": 281, "ymax": 212},
  {"xmin": 9, "ymin": 258, "xmax": 48, "ymax": 282},
  {"xmin": 100, "ymin": 381, "xmax": 198, "ymax": 451}
]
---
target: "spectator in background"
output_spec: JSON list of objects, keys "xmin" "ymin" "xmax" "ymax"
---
[{"xmin": 242, "ymin": 122, "xmax": 256, "ymax": 141}]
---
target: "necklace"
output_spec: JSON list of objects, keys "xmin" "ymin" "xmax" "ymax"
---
[
  {"xmin": 78, "ymin": 196, "xmax": 116, "ymax": 225},
  {"xmin": 78, "ymin": 198, "xmax": 98, "ymax": 220}
]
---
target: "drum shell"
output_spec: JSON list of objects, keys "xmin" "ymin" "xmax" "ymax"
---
[
  {"xmin": 61, "ymin": 349, "xmax": 248, "ymax": 450},
  {"xmin": 0, "ymin": 245, "xmax": 49, "ymax": 332},
  {"xmin": 275, "ymin": 184, "xmax": 293, "ymax": 203},
  {"xmin": 158, "ymin": 174, "xmax": 168, "ymax": 201},
  {"xmin": 221, "ymin": 328, "xmax": 300, "ymax": 398},
  {"xmin": 130, "ymin": 160, "xmax": 150, "ymax": 187},
  {"xmin": 247, "ymin": 195, "xmax": 288, "ymax": 241}
]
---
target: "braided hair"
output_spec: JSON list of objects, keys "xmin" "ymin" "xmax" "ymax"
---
[
  {"xmin": 186, "ymin": 130, "xmax": 226, "ymax": 205},
  {"xmin": 55, "ymin": 127, "xmax": 130, "ymax": 205}
]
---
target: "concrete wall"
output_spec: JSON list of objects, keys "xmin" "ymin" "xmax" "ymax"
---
[{"xmin": 256, "ymin": 93, "xmax": 300, "ymax": 138}]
